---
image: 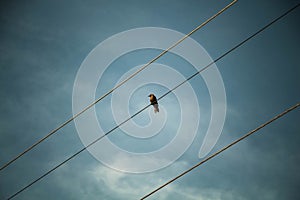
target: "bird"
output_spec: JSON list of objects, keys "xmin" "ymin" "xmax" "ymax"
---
[{"xmin": 148, "ymin": 94, "xmax": 159, "ymax": 113}]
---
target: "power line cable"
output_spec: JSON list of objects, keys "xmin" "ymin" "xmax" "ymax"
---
[
  {"xmin": 158, "ymin": 3, "xmax": 300, "ymax": 99},
  {"xmin": 141, "ymin": 102, "xmax": 300, "ymax": 199},
  {"xmin": 6, "ymin": 2, "xmax": 299, "ymax": 199},
  {"xmin": 0, "ymin": 0, "xmax": 238, "ymax": 172}
]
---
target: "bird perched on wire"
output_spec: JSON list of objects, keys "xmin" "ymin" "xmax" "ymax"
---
[{"xmin": 148, "ymin": 94, "xmax": 159, "ymax": 113}]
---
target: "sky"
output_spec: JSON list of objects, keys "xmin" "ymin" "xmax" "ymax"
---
[{"xmin": 0, "ymin": 0, "xmax": 300, "ymax": 199}]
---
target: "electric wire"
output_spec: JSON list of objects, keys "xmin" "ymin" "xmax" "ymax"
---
[
  {"xmin": 0, "ymin": 0, "xmax": 238, "ymax": 172},
  {"xmin": 141, "ymin": 102, "xmax": 300, "ymax": 199},
  {"xmin": 158, "ymin": 3, "xmax": 300, "ymax": 99},
  {"xmin": 6, "ymin": 2, "xmax": 299, "ymax": 199}
]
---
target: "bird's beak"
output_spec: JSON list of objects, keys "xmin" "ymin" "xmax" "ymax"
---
[{"xmin": 148, "ymin": 95, "xmax": 150, "ymax": 97}]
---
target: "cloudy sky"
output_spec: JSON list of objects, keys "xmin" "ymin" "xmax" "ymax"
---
[{"xmin": 0, "ymin": 0, "xmax": 299, "ymax": 199}]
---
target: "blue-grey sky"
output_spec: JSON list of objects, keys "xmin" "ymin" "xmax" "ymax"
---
[{"xmin": 0, "ymin": 0, "xmax": 299, "ymax": 199}]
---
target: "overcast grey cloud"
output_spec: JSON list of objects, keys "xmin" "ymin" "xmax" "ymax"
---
[{"xmin": 0, "ymin": 0, "xmax": 299, "ymax": 199}]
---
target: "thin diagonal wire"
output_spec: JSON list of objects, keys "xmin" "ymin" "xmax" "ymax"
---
[
  {"xmin": 0, "ymin": 0, "xmax": 238, "ymax": 172},
  {"xmin": 7, "ymin": 105, "xmax": 152, "ymax": 200},
  {"xmin": 158, "ymin": 3, "xmax": 300, "ymax": 100},
  {"xmin": 6, "ymin": 3, "xmax": 299, "ymax": 199},
  {"xmin": 141, "ymin": 102, "xmax": 300, "ymax": 199}
]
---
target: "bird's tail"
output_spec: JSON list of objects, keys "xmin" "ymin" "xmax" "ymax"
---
[{"xmin": 153, "ymin": 104, "xmax": 159, "ymax": 113}]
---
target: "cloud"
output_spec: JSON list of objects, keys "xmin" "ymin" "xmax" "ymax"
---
[
  {"xmin": 87, "ymin": 160, "xmax": 249, "ymax": 200},
  {"xmin": 89, "ymin": 161, "xmax": 188, "ymax": 199}
]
